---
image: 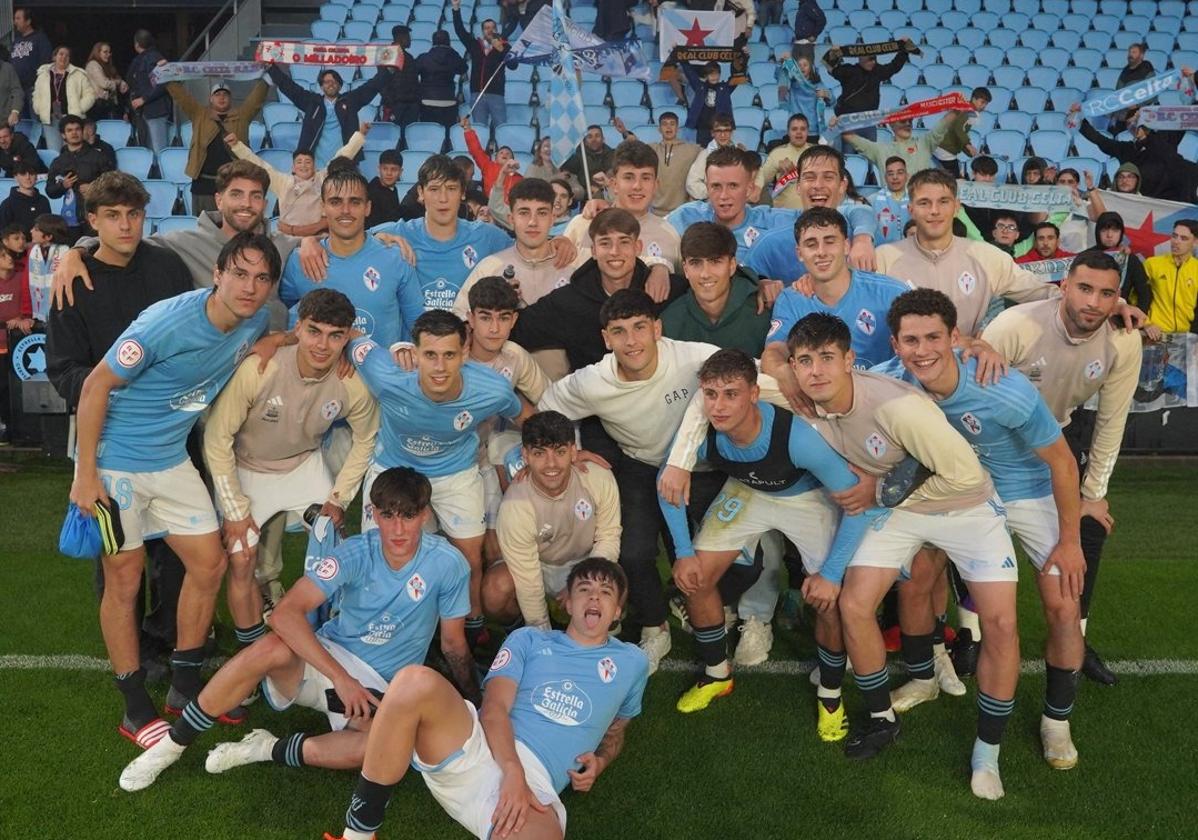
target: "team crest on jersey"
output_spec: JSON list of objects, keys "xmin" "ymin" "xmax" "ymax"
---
[
  {"xmin": 865, "ymin": 432, "xmax": 888, "ymax": 458},
  {"xmin": 314, "ymin": 556, "xmax": 339, "ymax": 580},
  {"xmin": 352, "ymin": 340, "xmax": 376, "ymax": 364},
  {"xmin": 597, "ymin": 656, "xmax": 617, "ymax": 683},
  {"xmin": 115, "ymin": 339, "xmax": 143, "ymax": 368},
  {"xmin": 1085, "ymin": 359, "xmax": 1104, "ymax": 380},
  {"xmin": 957, "ymin": 271, "xmax": 977, "ymax": 295},
  {"xmin": 490, "ymin": 648, "xmax": 512, "ymax": 670},
  {"xmin": 321, "ymin": 399, "xmax": 342, "ymax": 421},
  {"xmin": 462, "ymin": 245, "xmax": 478, "ymax": 268},
  {"xmin": 742, "ymin": 226, "xmax": 761, "ymax": 247},
  {"xmin": 574, "ymin": 499, "xmax": 593, "ymax": 521},
  {"xmin": 768, "ymin": 318, "xmax": 783, "ymax": 337},
  {"xmin": 406, "ymin": 573, "xmax": 426, "ymax": 602},
  {"xmin": 855, "ymin": 308, "xmax": 876, "ymax": 335},
  {"xmin": 454, "ymin": 410, "xmax": 473, "ymax": 431},
  {"xmin": 499, "ymin": 365, "xmax": 514, "ymax": 381},
  {"xmin": 363, "ymin": 265, "xmax": 380, "ymax": 291},
  {"xmin": 647, "ymin": 241, "xmax": 662, "ymax": 258},
  {"xmin": 960, "ymin": 412, "xmax": 983, "ymax": 435}
]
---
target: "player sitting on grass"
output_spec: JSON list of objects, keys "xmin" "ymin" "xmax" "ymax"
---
[
  {"xmin": 323, "ymin": 558, "xmax": 648, "ymax": 840},
  {"xmin": 118, "ymin": 467, "xmax": 479, "ymax": 792}
]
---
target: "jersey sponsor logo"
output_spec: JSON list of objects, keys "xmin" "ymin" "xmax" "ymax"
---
[
  {"xmin": 453, "ymin": 409, "xmax": 474, "ymax": 431},
  {"xmin": 406, "ymin": 572, "xmax": 426, "ymax": 602},
  {"xmin": 768, "ymin": 318, "xmax": 783, "ymax": 337},
  {"xmin": 574, "ymin": 498, "xmax": 593, "ymax": 520},
  {"xmin": 746, "ymin": 470, "xmax": 790, "ymax": 488},
  {"xmin": 490, "ymin": 648, "xmax": 512, "ymax": 670},
  {"xmin": 363, "ymin": 265, "xmax": 381, "ymax": 291},
  {"xmin": 425, "ymin": 278, "xmax": 456, "ymax": 311},
  {"xmin": 865, "ymin": 432, "xmax": 888, "ymax": 459},
  {"xmin": 742, "ymin": 226, "xmax": 761, "ymax": 248},
  {"xmin": 352, "ymin": 307, "xmax": 376, "ymax": 339},
  {"xmin": 352, "ymin": 340, "xmax": 377, "ymax": 365},
  {"xmin": 646, "ymin": 241, "xmax": 662, "ymax": 258},
  {"xmin": 957, "ymin": 271, "xmax": 977, "ymax": 295},
  {"xmin": 361, "ymin": 612, "xmax": 398, "ymax": 645},
  {"xmin": 263, "ymin": 395, "xmax": 284, "ymax": 422},
  {"xmin": 531, "ymin": 679, "xmax": 593, "ymax": 726},
  {"xmin": 597, "ymin": 656, "xmax": 617, "ymax": 683},
  {"xmin": 462, "ymin": 244, "xmax": 478, "ymax": 269},
  {"xmin": 1085, "ymin": 359, "xmax": 1104, "ymax": 380},
  {"xmin": 314, "ymin": 555, "xmax": 339, "ymax": 580},
  {"xmin": 960, "ymin": 412, "xmax": 983, "ymax": 435},
  {"xmin": 401, "ymin": 434, "xmax": 446, "ymax": 456},
  {"xmin": 115, "ymin": 339, "xmax": 144, "ymax": 368},
  {"xmin": 321, "ymin": 399, "xmax": 342, "ymax": 421},
  {"xmin": 855, "ymin": 308, "xmax": 876, "ymax": 336},
  {"xmin": 170, "ymin": 378, "xmax": 217, "ymax": 412}
]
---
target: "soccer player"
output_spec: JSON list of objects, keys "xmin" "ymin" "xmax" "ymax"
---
[
  {"xmin": 203, "ymin": 288, "xmax": 379, "ymax": 633},
  {"xmin": 875, "ymin": 289, "xmax": 1087, "ymax": 768},
  {"xmin": 349, "ymin": 308, "xmax": 528, "ymax": 642},
  {"xmin": 537, "ymin": 289, "xmax": 721, "ymax": 672},
  {"xmin": 869, "ymin": 156, "xmax": 910, "ymax": 245},
  {"xmin": 68, "ymin": 232, "xmax": 278, "ymax": 749},
  {"xmin": 483, "ymin": 410, "xmax": 621, "ymax": 629},
  {"xmin": 322, "ymin": 558, "xmax": 647, "ymax": 840},
  {"xmin": 451, "ymin": 178, "xmax": 584, "ymax": 319},
  {"xmin": 117, "ymin": 467, "xmax": 478, "ymax": 791},
  {"xmin": 982, "ymin": 252, "xmax": 1143, "ymax": 686},
  {"xmin": 658, "ymin": 349, "xmax": 878, "ymax": 733},
  {"xmin": 279, "ymin": 168, "xmax": 424, "ymax": 354}
]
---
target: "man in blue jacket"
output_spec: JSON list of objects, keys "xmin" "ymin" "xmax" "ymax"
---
[
  {"xmin": 266, "ymin": 64, "xmax": 389, "ymax": 168},
  {"xmin": 9, "ymin": 8, "xmax": 50, "ymax": 117},
  {"xmin": 682, "ymin": 62, "xmax": 734, "ymax": 147},
  {"xmin": 127, "ymin": 30, "xmax": 172, "ymax": 156}
]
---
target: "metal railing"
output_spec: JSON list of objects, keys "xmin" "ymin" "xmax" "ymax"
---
[{"xmin": 177, "ymin": 0, "xmax": 264, "ymax": 124}]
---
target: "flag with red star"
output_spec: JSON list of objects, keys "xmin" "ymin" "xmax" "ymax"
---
[
  {"xmin": 659, "ymin": 9, "xmax": 734, "ymax": 62},
  {"xmin": 1094, "ymin": 191, "xmax": 1198, "ymax": 258}
]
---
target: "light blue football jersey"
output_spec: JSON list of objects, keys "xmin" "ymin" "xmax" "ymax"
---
[
  {"xmin": 370, "ymin": 217, "xmax": 511, "ymax": 311},
  {"xmin": 665, "ymin": 201, "xmax": 790, "ymax": 257},
  {"xmin": 743, "ymin": 199, "xmax": 878, "ymax": 282},
  {"xmin": 279, "ymin": 237, "xmax": 425, "ymax": 350},
  {"xmin": 484, "ymin": 626, "xmax": 648, "ymax": 793},
  {"xmin": 767, "ymin": 269, "xmax": 910, "ymax": 368},
  {"xmin": 307, "ymin": 530, "xmax": 471, "ymax": 681},
  {"xmin": 349, "ymin": 336, "xmax": 522, "ymax": 476},
  {"xmin": 100, "ymin": 289, "xmax": 268, "ymax": 471},
  {"xmin": 869, "ymin": 191, "xmax": 910, "ymax": 245},
  {"xmin": 871, "ymin": 353, "xmax": 1060, "ymax": 502}
]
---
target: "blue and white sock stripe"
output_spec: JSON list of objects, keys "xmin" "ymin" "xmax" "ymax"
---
[
  {"xmin": 1043, "ymin": 700, "xmax": 1075, "ymax": 718},
  {"xmin": 282, "ymin": 732, "xmax": 306, "ymax": 768},
  {"xmin": 693, "ymin": 626, "xmax": 728, "ymax": 643},
  {"xmin": 235, "ymin": 623, "xmax": 267, "ymax": 644},
  {"xmin": 854, "ymin": 668, "xmax": 890, "ymax": 691},
  {"xmin": 181, "ymin": 702, "xmax": 215, "ymax": 733},
  {"xmin": 346, "ymin": 802, "xmax": 382, "ymax": 834},
  {"xmin": 977, "ymin": 692, "xmax": 1016, "ymax": 716},
  {"xmin": 817, "ymin": 646, "xmax": 847, "ymax": 669},
  {"xmin": 906, "ymin": 656, "xmax": 935, "ymax": 673}
]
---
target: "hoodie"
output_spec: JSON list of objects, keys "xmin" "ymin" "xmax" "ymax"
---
[
  {"xmin": 1083, "ymin": 211, "xmax": 1152, "ymax": 312},
  {"xmin": 0, "ymin": 184, "xmax": 50, "ymax": 232},
  {"xmin": 1079, "ymin": 119, "xmax": 1198, "ymax": 202},
  {"xmin": 660, "ymin": 266, "xmax": 770, "ymax": 355}
]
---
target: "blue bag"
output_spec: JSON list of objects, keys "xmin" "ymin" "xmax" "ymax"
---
[{"xmin": 59, "ymin": 503, "xmax": 103, "ymax": 559}]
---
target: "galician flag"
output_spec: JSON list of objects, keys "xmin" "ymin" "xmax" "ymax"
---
[
  {"xmin": 1094, "ymin": 191, "xmax": 1198, "ymax": 257},
  {"xmin": 548, "ymin": 0, "xmax": 588, "ymax": 168},
  {"xmin": 658, "ymin": 9, "xmax": 735, "ymax": 62}
]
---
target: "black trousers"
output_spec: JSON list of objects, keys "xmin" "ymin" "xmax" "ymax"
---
[{"xmin": 1064, "ymin": 410, "xmax": 1108, "ymax": 621}]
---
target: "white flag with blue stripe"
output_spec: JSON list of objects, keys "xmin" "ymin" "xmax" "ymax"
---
[{"xmin": 548, "ymin": 0, "xmax": 588, "ymax": 167}]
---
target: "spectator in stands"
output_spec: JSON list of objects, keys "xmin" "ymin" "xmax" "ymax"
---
[
  {"xmin": 777, "ymin": 54, "xmax": 831, "ymax": 139},
  {"xmin": 988, "ymin": 211, "xmax": 1021, "ymax": 256},
  {"xmin": 1142, "ymin": 220, "xmax": 1198, "ymax": 334},
  {"xmin": 644, "ymin": 111, "xmax": 700, "ymax": 216},
  {"xmin": 1082, "ymin": 211, "xmax": 1152, "ymax": 311},
  {"xmin": 824, "ymin": 38, "xmax": 913, "ymax": 145},
  {"xmin": 562, "ymin": 125, "xmax": 615, "ymax": 200},
  {"xmin": 758, "ymin": 0, "xmax": 782, "ymax": 27},
  {"xmin": 127, "ymin": 29, "xmax": 171, "ymax": 156},
  {"xmin": 686, "ymin": 113, "xmax": 736, "ymax": 201},
  {"xmin": 166, "ymin": 77, "xmax": 268, "ymax": 214},
  {"xmin": 1109, "ymin": 43, "xmax": 1155, "ymax": 136},
  {"xmin": 870, "ymin": 155, "xmax": 910, "ymax": 245},
  {"xmin": 378, "ymin": 26, "xmax": 421, "ymax": 142},
  {"xmin": 1072, "ymin": 104, "xmax": 1198, "ymax": 203},
  {"xmin": 460, "ymin": 114, "xmax": 523, "ymax": 202},
  {"xmin": 33, "ymin": 47, "xmax": 96, "ymax": 153},
  {"xmin": 1112, "ymin": 162, "xmax": 1141, "ymax": 194},
  {"xmin": 839, "ymin": 112, "xmax": 955, "ymax": 177},
  {"xmin": 1055, "ymin": 167, "xmax": 1107, "ymax": 221},
  {"xmin": 84, "ymin": 42, "xmax": 128, "ymax": 122},
  {"xmin": 0, "ymin": 47, "xmax": 24, "ymax": 128},
  {"xmin": 792, "ymin": 0, "xmax": 826, "ymax": 60},
  {"xmin": 934, "ymin": 87, "xmax": 989, "ymax": 177},
  {"xmin": 366, "ymin": 149, "xmax": 404, "ymax": 228},
  {"xmin": 593, "ymin": 0, "xmax": 638, "ymax": 41},
  {"xmin": 0, "ymin": 123, "xmax": 43, "ymax": 175},
  {"xmin": 682, "ymin": 61, "xmax": 735, "ymax": 147},
  {"xmin": 0, "ymin": 161, "xmax": 49, "ymax": 233},
  {"xmin": 526, "ymin": 136, "xmax": 583, "ymax": 201},
  {"xmin": 1015, "ymin": 222, "xmax": 1074, "ymax": 264},
  {"xmin": 452, "ymin": 0, "xmax": 509, "ymax": 127},
  {"xmin": 226, "ymin": 124, "xmax": 367, "ymax": 237},
  {"xmin": 9, "ymin": 8, "xmax": 51, "ymax": 117},
  {"xmin": 416, "ymin": 30, "xmax": 468, "ymax": 128},
  {"xmin": 757, "ymin": 114, "xmax": 814, "ymax": 210},
  {"xmin": 83, "ymin": 118, "xmax": 118, "ymax": 170},
  {"xmin": 957, "ymin": 156, "xmax": 1032, "ymax": 245},
  {"xmin": 45, "ymin": 115, "xmax": 113, "ymax": 240},
  {"xmin": 0, "ymin": 239, "xmax": 31, "ymax": 443},
  {"xmin": 265, "ymin": 65, "xmax": 386, "ymax": 169},
  {"xmin": 27, "ymin": 213, "xmax": 68, "ymax": 325}
]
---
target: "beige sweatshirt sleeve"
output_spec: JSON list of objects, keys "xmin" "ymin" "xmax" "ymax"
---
[
  {"xmin": 496, "ymin": 497, "xmax": 552, "ymax": 629},
  {"xmin": 664, "ymin": 371, "xmax": 792, "ymax": 470},
  {"xmin": 331, "ymin": 376, "xmax": 380, "ymax": 509},
  {"xmin": 1081, "ymin": 331, "xmax": 1142, "ymax": 501},
  {"xmin": 451, "ymin": 256, "xmax": 503, "ymax": 320},
  {"xmin": 203, "ymin": 358, "xmax": 269, "ymax": 521},
  {"xmin": 229, "ymin": 140, "xmax": 293, "ymax": 200},
  {"xmin": 686, "ymin": 149, "xmax": 709, "ymax": 200},
  {"xmin": 977, "ymin": 241, "xmax": 1059, "ymax": 304},
  {"xmin": 579, "ymin": 466, "xmax": 622, "ymax": 561},
  {"xmin": 508, "ymin": 342, "xmax": 550, "ymax": 404}
]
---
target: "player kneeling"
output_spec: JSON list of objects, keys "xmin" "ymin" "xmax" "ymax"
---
[
  {"xmin": 324, "ymin": 559, "xmax": 648, "ymax": 840},
  {"xmin": 118, "ymin": 467, "xmax": 479, "ymax": 792}
]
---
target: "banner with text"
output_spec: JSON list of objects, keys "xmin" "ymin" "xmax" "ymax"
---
[
  {"xmin": 151, "ymin": 61, "xmax": 265, "ymax": 86},
  {"xmin": 956, "ymin": 181, "xmax": 1075, "ymax": 213},
  {"xmin": 658, "ymin": 9, "xmax": 735, "ymax": 63},
  {"xmin": 832, "ymin": 92, "xmax": 973, "ymax": 134},
  {"xmin": 1068, "ymin": 69, "xmax": 1195, "ymax": 128},
  {"xmin": 1136, "ymin": 105, "xmax": 1198, "ymax": 131},
  {"xmin": 254, "ymin": 41, "xmax": 404, "ymax": 67}
]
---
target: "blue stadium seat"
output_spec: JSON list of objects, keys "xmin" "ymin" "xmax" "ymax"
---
[
  {"xmin": 986, "ymin": 129, "xmax": 1027, "ymax": 160},
  {"xmin": 409, "ymin": 21, "xmax": 437, "ymax": 41},
  {"xmin": 1028, "ymin": 129, "xmax": 1070, "ymax": 162},
  {"xmin": 96, "ymin": 119, "xmax": 132, "ymax": 149},
  {"xmin": 758, "ymin": 86, "xmax": 780, "ymax": 111},
  {"xmin": 15, "ymin": 119, "xmax": 41, "ymax": 148},
  {"xmin": 320, "ymin": 4, "xmax": 349, "ymax": 24},
  {"xmin": 1031, "ymin": 12, "xmax": 1060, "ymax": 32},
  {"xmin": 972, "ymin": 11, "xmax": 1000, "ymax": 31},
  {"xmin": 343, "ymin": 21, "xmax": 374, "ymax": 40},
  {"xmin": 1061, "ymin": 68, "xmax": 1095, "ymax": 90},
  {"xmin": 350, "ymin": 2, "xmax": 380, "ymax": 22},
  {"xmin": 495, "ymin": 123, "xmax": 537, "ymax": 153},
  {"xmin": 1096, "ymin": 67, "xmax": 1122, "ymax": 87},
  {"xmin": 909, "ymin": 47, "xmax": 938, "ymax": 69},
  {"xmin": 827, "ymin": 26, "xmax": 857, "ymax": 46},
  {"xmin": 1005, "ymin": 47, "xmax": 1037, "ymax": 69},
  {"xmin": 154, "ymin": 215, "xmax": 198, "ymax": 235},
  {"xmin": 731, "ymin": 84, "xmax": 758, "ymax": 109},
  {"xmin": 908, "ymin": 10, "xmax": 938, "ymax": 31},
  {"xmin": 1039, "ymin": 48, "xmax": 1070, "ymax": 71},
  {"xmin": 991, "ymin": 66, "xmax": 1025, "ymax": 89},
  {"xmin": 844, "ymin": 154, "xmax": 869, "ymax": 187},
  {"xmin": 904, "ymin": 84, "xmax": 937, "ymax": 104},
  {"xmin": 1013, "ymin": 87, "xmax": 1048, "ymax": 113},
  {"xmin": 115, "ymin": 146, "xmax": 153, "ymax": 179},
  {"xmin": 1123, "ymin": 15, "xmax": 1152, "ymax": 37},
  {"xmin": 767, "ymin": 108, "xmax": 791, "ymax": 131},
  {"xmin": 1035, "ymin": 112, "xmax": 1069, "ymax": 132},
  {"xmin": 925, "ymin": 28, "xmax": 955, "ymax": 50},
  {"xmin": 1072, "ymin": 0, "xmax": 1098, "ymax": 13},
  {"xmin": 156, "ymin": 147, "xmax": 190, "ymax": 186},
  {"xmin": 580, "ymin": 81, "xmax": 607, "ymax": 107},
  {"xmin": 506, "ymin": 61, "xmax": 533, "ymax": 84},
  {"xmin": 1061, "ymin": 157, "xmax": 1103, "ymax": 186},
  {"xmin": 270, "ymin": 122, "xmax": 301, "ymax": 151},
  {"xmin": 973, "ymin": 46, "xmax": 1004, "ymax": 70},
  {"xmin": 1050, "ymin": 87, "xmax": 1084, "ymax": 113},
  {"xmin": 735, "ymin": 109, "xmax": 766, "ymax": 131},
  {"xmin": 982, "ymin": 0, "xmax": 1011, "ymax": 11},
  {"xmin": 985, "ymin": 86, "xmax": 1013, "ymax": 111},
  {"xmin": 922, "ymin": 64, "xmax": 956, "ymax": 89},
  {"xmin": 1049, "ymin": 30, "xmax": 1081, "ymax": 52},
  {"xmin": 957, "ymin": 65, "xmax": 990, "ymax": 90},
  {"xmin": 878, "ymin": 10, "xmax": 908, "ymax": 29},
  {"xmin": 987, "ymin": 29, "xmax": 1018, "ymax": 50},
  {"xmin": 630, "ymin": 123, "xmax": 661, "ymax": 144},
  {"xmin": 505, "ymin": 104, "xmax": 535, "ymax": 125},
  {"xmin": 610, "ymin": 81, "xmax": 644, "ymax": 109},
  {"xmin": 584, "ymin": 105, "xmax": 611, "ymax": 126},
  {"xmin": 956, "ymin": 29, "xmax": 986, "ymax": 50},
  {"xmin": 956, "ymin": 0, "xmax": 981, "ymax": 12},
  {"xmin": 1098, "ymin": 0, "xmax": 1123, "ymax": 12},
  {"xmin": 879, "ymin": 85, "xmax": 902, "ymax": 111},
  {"xmin": 924, "ymin": 0, "xmax": 951, "ymax": 14},
  {"xmin": 1152, "ymin": 15, "xmax": 1182, "ymax": 34},
  {"xmin": 1178, "ymin": 132, "xmax": 1198, "ymax": 161},
  {"xmin": 253, "ymin": 148, "xmax": 292, "ymax": 173},
  {"xmin": 142, "ymin": 180, "xmax": 178, "ymax": 218},
  {"xmin": 363, "ymin": 122, "xmax": 401, "ymax": 151},
  {"xmin": 1174, "ymin": 50, "xmax": 1198, "ymax": 70},
  {"xmin": 647, "ymin": 83, "xmax": 679, "ymax": 112},
  {"xmin": 310, "ymin": 20, "xmax": 341, "ymax": 40},
  {"xmin": 996, "ymin": 111, "xmax": 1034, "ymax": 133},
  {"xmin": 822, "ymin": 9, "xmax": 847, "ymax": 28},
  {"xmin": 895, "ymin": 0, "xmax": 923, "ymax": 13},
  {"xmin": 1092, "ymin": 15, "xmax": 1119, "ymax": 33},
  {"xmin": 941, "ymin": 10, "xmax": 969, "ymax": 30},
  {"xmin": 1147, "ymin": 32, "xmax": 1177, "ymax": 53},
  {"xmin": 411, "ymin": 5, "xmax": 441, "ymax": 23},
  {"xmin": 37, "ymin": 148, "xmax": 56, "ymax": 169},
  {"xmin": 247, "ymin": 121, "xmax": 266, "ymax": 151},
  {"xmin": 1026, "ymin": 67, "xmax": 1059, "ymax": 89},
  {"xmin": 890, "ymin": 63, "xmax": 921, "ymax": 89},
  {"xmin": 860, "ymin": 27, "xmax": 890, "ymax": 45},
  {"xmin": 1019, "ymin": 30, "xmax": 1050, "ymax": 52},
  {"xmin": 1071, "ymin": 130, "xmax": 1107, "ymax": 162},
  {"xmin": 1004, "ymin": 12, "xmax": 1030, "ymax": 30},
  {"xmin": 938, "ymin": 46, "xmax": 971, "ymax": 70},
  {"xmin": 1180, "ymin": 33, "xmax": 1198, "ymax": 51},
  {"xmin": 381, "ymin": 5, "xmax": 408, "ymax": 22},
  {"xmin": 505, "ymin": 80, "xmax": 535, "ymax": 106},
  {"xmin": 1072, "ymin": 49, "xmax": 1104, "ymax": 72},
  {"xmin": 446, "ymin": 124, "xmax": 466, "ymax": 151},
  {"xmin": 262, "ymin": 102, "xmax": 300, "ymax": 131},
  {"xmin": 404, "ymin": 122, "xmax": 447, "ymax": 153}
]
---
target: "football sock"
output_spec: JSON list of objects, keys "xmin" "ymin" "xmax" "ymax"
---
[
  {"xmin": 693, "ymin": 621, "xmax": 729, "ymax": 676},
  {"xmin": 171, "ymin": 701, "xmax": 216, "ymax": 746},
  {"xmin": 901, "ymin": 632, "xmax": 935, "ymax": 681},
  {"xmin": 1078, "ymin": 517, "xmax": 1106, "ymax": 619},
  {"xmin": 114, "ymin": 668, "xmax": 157, "ymax": 729},
  {"xmin": 465, "ymin": 616, "xmax": 486, "ymax": 647},
  {"xmin": 816, "ymin": 645, "xmax": 846, "ymax": 710},
  {"xmin": 1043, "ymin": 664, "xmax": 1079, "ymax": 721},
  {"xmin": 234, "ymin": 622, "xmax": 266, "ymax": 647},
  {"xmin": 271, "ymin": 732, "xmax": 309, "ymax": 768},
  {"xmin": 344, "ymin": 773, "xmax": 395, "ymax": 839},
  {"xmin": 933, "ymin": 614, "xmax": 947, "ymax": 647},
  {"xmin": 977, "ymin": 691, "xmax": 1015, "ymax": 745},
  {"xmin": 855, "ymin": 667, "xmax": 895, "ymax": 722},
  {"xmin": 169, "ymin": 646, "xmax": 206, "ymax": 697}
]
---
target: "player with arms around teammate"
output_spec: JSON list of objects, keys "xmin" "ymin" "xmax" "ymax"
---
[
  {"xmin": 483, "ymin": 410, "xmax": 621, "ymax": 630},
  {"xmin": 203, "ymin": 288, "xmax": 380, "ymax": 642},
  {"xmin": 876, "ymin": 289, "xmax": 1087, "ymax": 769},
  {"xmin": 118, "ymin": 467, "xmax": 479, "ymax": 791},
  {"xmin": 69, "ymin": 232, "xmax": 278, "ymax": 751},
  {"xmin": 322, "ymin": 558, "xmax": 648, "ymax": 840}
]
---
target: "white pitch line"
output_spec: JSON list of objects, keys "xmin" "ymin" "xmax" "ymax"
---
[{"xmin": 4, "ymin": 654, "xmax": 1198, "ymax": 676}]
